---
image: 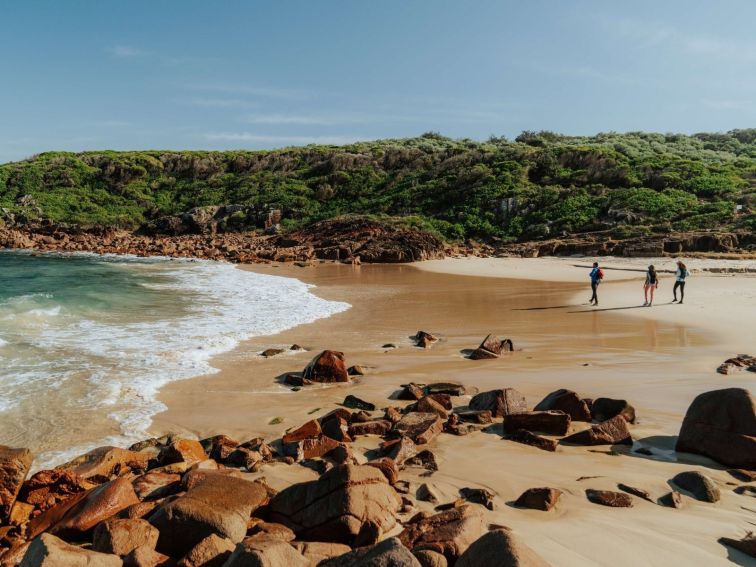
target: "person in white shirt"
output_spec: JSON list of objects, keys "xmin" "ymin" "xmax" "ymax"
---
[{"xmin": 672, "ymin": 260, "xmax": 688, "ymax": 304}]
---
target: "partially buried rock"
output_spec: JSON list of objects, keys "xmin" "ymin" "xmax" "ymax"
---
[
  {"xmin": 268, "ymin": 464, "xmax": 401, "ymax": 546},
  {"xmin": 459, "ymin": 487, "xmax": 495, "ymax": 511},
  {"xmin": 671, "ymin": 471, "xmax": 720, "ymax": 503},
  {"xmin": 302, "ymin": 350, "xmax": 349, "ymax": 383},
  {"xmin": 675, "ymin": 388, "xmax": 756, "ymax": 470},
  {"xmin": 343, "ymin": 395, "xmax": 375, "ymax": 411},
  {"xmin": 468, "ymin": 334, "xmax": 514, "ymax": 360},
  {"xmin": 417, "ymin": 483, "xmax": 440, "ymax": 504},
  {"xmin": 0, "ymin": 446, "xmax": 33, "ymax": 523},
  {"xmin": 469, "ymin": 388, "xmax": 527, "ymax": 418},
  {"xmin": 149, "ymin": 475, "xmax": 269, "ymax": 556},
  {"xmin": 19, "ymin": 533, "xmax": 122, "ymax": 567},
  {"xmin": 659, "ymin": 491, "xmax": 683, "ymax": 509},
  {"xmin": 398, "ymin": 504, "xmax": 485, "ymax": 561},
  {"xmin": 534, "ymin": 389, "xmax": 591, "ymax": 422},
  {"xmin": 502, "ymin": 411, "xmax": 570, "ymax": 436},
  {"xmin": 592, "ymin": 398, "xmax": 636, "ymax": 424},
  {"xmin": 585, "ymin": 489, "xmax": 633, "ymax": 507},
  {"xmin": 617, "ymin": 483, "xmax": 653, "ymax": 503},
  {"xmin": 455, "ymin": 411, "xmax": 492, "ymax": 424},
  {"xmin": 347, "ymin": 365, "xmax": 367, "ymax": 376},
  {"xmin": 260, "ymin": 348, "xmax": 284, "ymax": 358},
  {"xmin": 394, "ymin": 413, "xmax": 443, "ymax": 445},
  {"xmin": 514, "ymin": 488, "xmax": 562, "ymax": 511},
  {"xmin": 425, "ymin": 383, "xmax": 468, "ymax": 397},
  {"xmin": 718, "ymin": 533, "xmax": 756, "ymax": 559},
  {"xmin": 455, "ymin": 528, "xmax": 551, "ymax": 567},
  {"xmin": 405, "ymin": 450, "xmax": 439, "ymax": 473},
  {"xmin": 320, "ymin": 537, "xmax": 421, "ymax": 567},
  {"xmin": 414, "ymin": 331, "xmax": 439, "ymax": 349},
  {"xmin": 716, "ymin": 354, "xmax": 756, "ymax": 375},
  {"xmin": 506, "ymin": 430, "xmax": 558, "ymax": 452},
  {"xmin": 560, "ymin": 415, "xmax": 632, "ymax": 446}
]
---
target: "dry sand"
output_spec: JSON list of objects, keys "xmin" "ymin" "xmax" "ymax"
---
[{"xmin": 154, "ymin": 257, "xmax": 756, "ymax": 567}]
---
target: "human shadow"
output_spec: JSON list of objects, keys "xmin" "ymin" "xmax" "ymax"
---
[
  {"xmin": 568, "ymin": 305, "xmax": 651, "ymax": 313},
  {"xmin": 721, "ymin": 544, "xmax": 756, "ymax": 567},
  {"xmin": 512, "ymin": 305, "xmax": 574, "ymax": 311}
]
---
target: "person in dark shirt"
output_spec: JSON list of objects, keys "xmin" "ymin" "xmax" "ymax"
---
[
  {"xmin": 643, "ymin": 265, "xmax": 659, "ymax": 306},
  {"xmin": 589, "ymin": 262, "xmax": 602, "ymax": 306}
]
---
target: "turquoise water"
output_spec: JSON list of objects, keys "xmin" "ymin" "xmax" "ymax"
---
[{"xmin": 0, "ymin": 251, "xmax": 349, "ymax": 468}]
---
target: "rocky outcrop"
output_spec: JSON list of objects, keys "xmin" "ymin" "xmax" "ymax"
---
[
  {"xmin": 676, "ymin": 388, "xmax": 756, "ymax": 470},
  {"xmin": 268, "ymin": 464, "xmax": 401, "ymax": 546}
]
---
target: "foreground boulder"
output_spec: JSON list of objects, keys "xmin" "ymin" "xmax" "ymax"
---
[
  {"xmin": 398, "ymin": 504, "xmax": 485, "ymax": 562},
  {"xmin": 534, "ymin": 389, "xmax": 591, "ymax": 422},
  {"xmin": 302, "ymin": 350, "xmax": 349, "ymax": 383},
  {"xmin": 149, "ymin": 475, "xmax": 269, "ymax": 556},
  {"xmin": 455, "ymin": 529, "xmax": 551, "ymax": 567},
  {"xmin": 469, "ymin": 389, "xmax": 527, "ymax": 418},
  {"xmin": 469, "ymin": 335, "xmax": 514, "ymax": 360},
  {"xmin": 0, "ymin": 446, "xmax": 33, "ymax": 523},
  {"xmin": 560, "ymin": 415, "xmax": 632, "ymax": 446},
  {"xmin": 675, "ymin": 388, "xmax": 756, "ymax": 470},
  {"xmin": 320, "ymin": 537, "xmax": 421, "ymax": 566},
  {"xmin": 269, "ymin": 464, "xmax": 401, "ymax": 546},
  {"xmin": 20, "ymin": 533, "xmax": 122, "ymax": 566}
]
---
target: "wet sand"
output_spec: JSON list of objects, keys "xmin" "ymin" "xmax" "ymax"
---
[{"xmin": 154, "ymin": 259, "xmax": 756, "ymax": 566}]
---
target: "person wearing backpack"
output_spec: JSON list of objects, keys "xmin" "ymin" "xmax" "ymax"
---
[
  {"xmin": 643, "ymin": 265, "xmax": 659, "ymax": 306},
  {"xmin": 589, "ymin": 262, "xmax": 603, "ymax": 306},
  {"xmin": 672, "ymin": 260, "xmax": 689, "ymax": 304}
]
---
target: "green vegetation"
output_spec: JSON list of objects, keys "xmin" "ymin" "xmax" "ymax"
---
[{"xmin": 1, "ymin": 130, "xmax": 754, "ymax": 241}]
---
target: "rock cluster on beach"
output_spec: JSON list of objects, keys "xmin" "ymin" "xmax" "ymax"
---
[{"xmin": 1, "ymin": 333, "xmax": 753, "ymax": 567}]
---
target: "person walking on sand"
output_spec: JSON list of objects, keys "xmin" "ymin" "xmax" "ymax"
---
[
  {"xmin": 643, "ymin": 265, "xmax": 659, "ymax": 306},
  {"xmin": 588, "ymin": 262, "xmax": 603, "ymax": 305},
  {"xmin": 672, "ymin": 260, "xmax": 689, "ymax": 304}
]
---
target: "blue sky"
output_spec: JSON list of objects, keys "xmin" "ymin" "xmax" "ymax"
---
[{"xmin": 2, "ymin": 0, "xmax": 755, "ymax": 162}]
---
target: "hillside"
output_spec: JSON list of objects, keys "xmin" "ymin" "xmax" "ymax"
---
[{"xmin": 1, "ymin": 130, "xmax": 754, "ymax": 246}]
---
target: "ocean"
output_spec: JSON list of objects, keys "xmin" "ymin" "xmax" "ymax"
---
[{"xmin": 0, "ymin": 251, "xmax": 349, "ymax": 468}]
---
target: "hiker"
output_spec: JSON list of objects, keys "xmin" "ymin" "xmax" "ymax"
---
[
  {"xmin": 589, "ymin": 262, "xmax": 603, "ymax": 305},
  {"xmin": 643, "ymin": 265, "xmax": 659, "ymax": 306},
  {"xmin": 672, "ymin": 260, "xmax": 689, "ymax": 304}
]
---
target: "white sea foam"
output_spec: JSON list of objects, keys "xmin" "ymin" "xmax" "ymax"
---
[{"xmin": 0, "ymin": 257, "xmax": 349, "ymax": 468}]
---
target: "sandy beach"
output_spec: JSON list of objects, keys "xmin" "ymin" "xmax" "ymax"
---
[{"xmin": 152, "ymin": 256, "xmax": 756, "ymax": 566}]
